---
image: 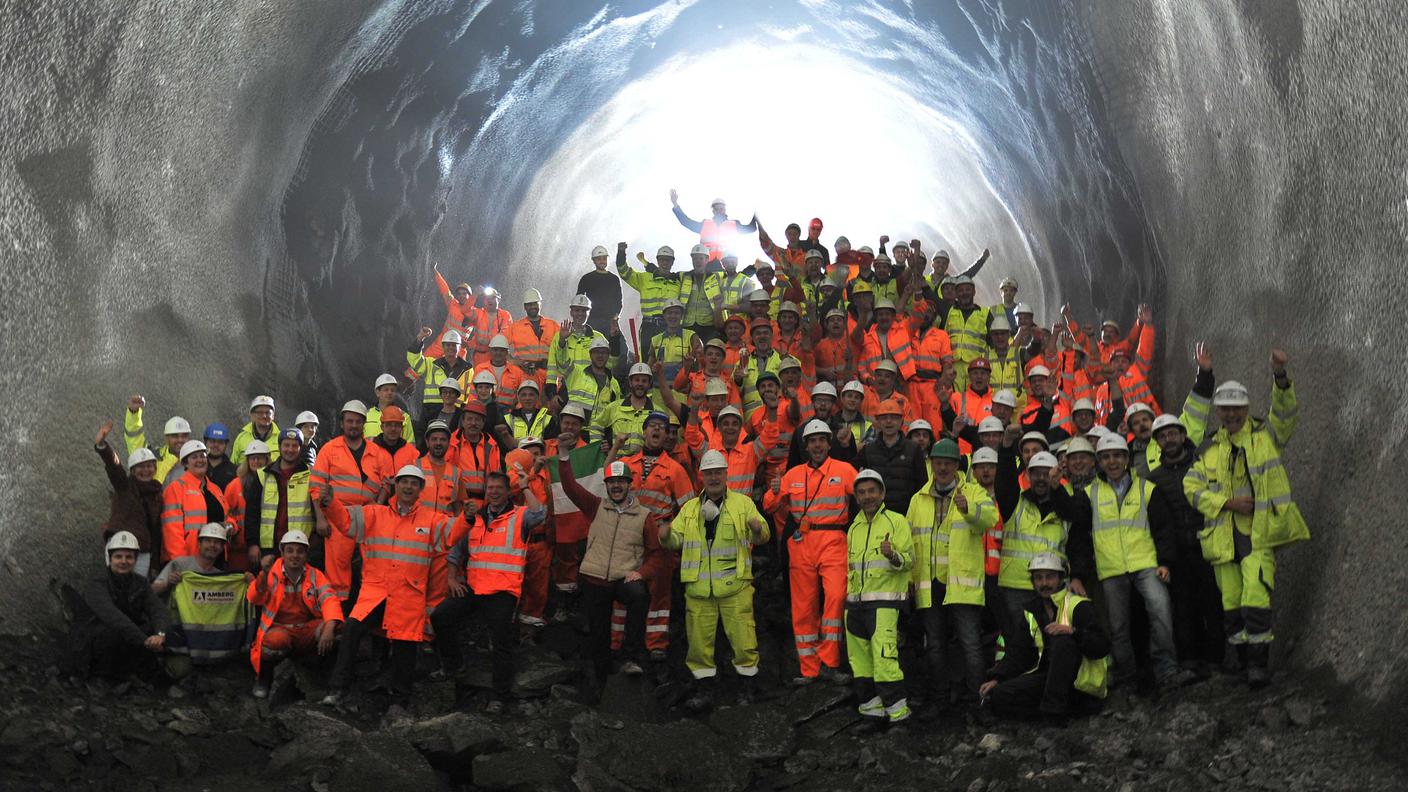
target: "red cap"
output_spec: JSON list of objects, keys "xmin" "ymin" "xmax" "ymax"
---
[
  {"xmin": 809, "ymin": 217, "xmax": 823, "ymax": 230},
  {"xmin": 381, "ymin": 406, "xmax": 404, "ymax": 422},
  {"xmin": 462, "ymin": 401, "xmax": 486, "ymax": 417},
  {"xmin": 968, "ymin": 358, "xmax": 991, "ymax": 371}
]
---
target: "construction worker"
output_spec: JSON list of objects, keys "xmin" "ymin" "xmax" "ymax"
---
[
  {"xmin": 947, "ymin": 358, "xmax": 995, "ymax": 453},
  {"xmin": 71, "ymin": 531, "xmax": 169, "ymax": 681},
  {"xmin": 980, "ymin": 552, "xmax": 1109, "ymax": 723},
  {"xmin": 161, "ymin": 440, "xmax": 236, "ymax": 563},
  {"xmin": 547, "ymin": 294, "xmax": 611, "ymax": 406},
  {"xmin": 836, "ymin": 380, "xmax": 872, "ymax": 449},
  {"xmin": 785, "ymin": 382, "xmax": 857, "ymax": 466},
  {"xmin": 508, "ymin": 288, "xmax": 559, "ymax": 390},
  {"xmin": 661, "ymin": 450, "xmax": 770, "ymax": 710},
  {"xmin": 245, "ymin": 428, "xmax": 315, "ymax": 566},
  {"xmin": 765, "ymin": 419, "xmax": 857, "ymax": 684},
  {"xmin": 372, "ymin": 407, "xmax": 419, "ymax": 470},
  {"xmin": 95, "ymin": 419, "xmax": 163, "ymax": 578},
  {"xmin": 416, "ymin": 420, "xmax": 464, "ymax": 516},
  {"xmin": 995, "ymin": 277, "xmax": 1020, "ymax": 327},
  {"xmin": 907, "ymin": 439, "xmax": 998, "ymax": 713},
  {"xmin": 152, "ymin": 522, "xmax": 229, "ymax": 594},
  {"xmin": 858, "ymin": 399, "xmax": 927, "ymax": 514},
  {"xmin": 294, "ymin": 410, "xmax": 320, "ymax": 467},
  {"xmin": 1063, "ymin": 436, "xmax": 1099, "ymax": 490},
  {"xmin": 592, "ymin": 363, "xmax": 662, "ymax": 457},
  {"xmin": 671, "ymin": 190, "xmax": 757, "ymax": 264},
  {"xmin": 465, "ymin": 334, "xmax": 526, "ymax": 408},
  {"xmin": 505, "ymin": 379, "xmax": 555, "ymax": 443},
  {"xmin": 1184, "ymin": 350, "xmax": 1307, "ymax": 687},
  {"xmin": 713, "ymin": 252, "xmax": 754, "ymax": 317},
  {"xmin": 321, "ymin": 465, "xmax": 463, "ymax": 703},
  {"xmin": 845, "ymin": 468, "xmax": 914, "ymax": 730},
  {"xmin": 427, "ymin": 264, "xmax": 476, "ymax": 360},
  {"xmin": 649, "ymin": 299, "xmax": 699, "ymax": 382},
  {"xmin": 578, "ymin": 244, "xmax": 623, "ymax": 325},
  {"xmin": 408, "ymin": 327, "xmax": 472, "ymax": 438},
  {"xmin": 736, "ymin": 318, "xmax": 784, "ymax": 414},
  {"xmin": 1133, "ymin": 341, "xmax": 1217, "ymax": 475},
  {"xmin": 619, "ymin": 245, "xmax": 679, "ymax": 351},
  {"xmin": 122, "ymin": 394, "xmax": 188, "ymax": 483},
  {"xmin": 203, "ymin": 423, "xmax": 237, "ymax": 490},
  {"xmin": 432, "ymin": 470, "xmax": 546, "ymax": 713},
  {"xmin": 366, "ymin": 373, "xmax": 415, "ymax": 444},
  {"xmin": 223, "ymin": 439, "xmax": 268, "ymax": 571},
  {"xmin": 678, "ymin": 245, "xmax": 723, "ymax": 339},
  {"xmin": 231, "ymin": 395, "xmax": 280, "ymax": 465},
  {"xmin": 245, "ymin": 530, "xmax": 341, "ymax": 698},
  {"xmin": 467, "ymin": 287, "xmax": 513, "ymax": 367},
  {"xmin": 1020, "ymin": 366, "xmax": 1072, "ymax": 437},
  {"xmin": 310, "ymin": 400, "xmax": 393, "ymax": 605},
  {"xmin": 449, "ymin": 401, "xmax": 503, "ymax": 510},
  {"xmin": 856, "ymin": 298, "xmax": 916, "ymax": 383},
  {"xmin": 860, "ymin": 360, "xmax": 914, "ymax": 426},
  {"xmin": 937, "ymin": 275, "xmax": 991, "ymax": 391},
  {"xmin": 986, "ymin": 316, "xmax": 1025, "ymax": 398}
]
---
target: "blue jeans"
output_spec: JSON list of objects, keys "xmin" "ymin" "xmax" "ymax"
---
[{"xmin": 1103, "ymin": 567, "xmax": 1177, "ymax": 681}]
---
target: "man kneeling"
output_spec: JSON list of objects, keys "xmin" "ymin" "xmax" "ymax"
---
[{"xmin": 246, "ymin": 530, "xmax": 342, "ymax": 698}]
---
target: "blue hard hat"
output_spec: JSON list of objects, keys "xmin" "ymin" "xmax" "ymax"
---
[
  {"xmin": 644, "ymin": 411, "xmax": 670, "ymax": 427},
  {"xmin": 203, "ymin": 422, "xmax": 230, "ymax": 440},
  {"xmin": 279, "ymin": 428, "xmax": 302, "ymax": 444}
]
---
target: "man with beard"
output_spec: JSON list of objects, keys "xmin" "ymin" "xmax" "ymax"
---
[{"xmin": 310, "ymin": 401, "xmax": 393, "ymax": 606}]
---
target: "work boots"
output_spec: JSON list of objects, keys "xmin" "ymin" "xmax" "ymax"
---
[
  {"xmin": 1221, "ymin": 645, "xmax": 1247, "ymax": 676},
  {"xmin": 684, "ymin": 677, "xmax": 716, "ymax": 713},
  {"xmin": 1246, "ymin": 644, "xmax": 1271, "ymax": 688},
  {"xmin": 736, "ymin": 675, "xmax": 757, "ymax": 706}
]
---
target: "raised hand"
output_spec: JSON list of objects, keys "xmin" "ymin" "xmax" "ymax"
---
[
  {"xmin": 127, "ymin": 394, "xmax": 146, "ymax": 413},
  {"xmin": 1270, "ymin": 348, "xmax": 1289, "ymax": 374},
  {"xmin": 953, "ymin": 488, "xmax": 968, "ymax": 514},
  {"xmin": 95, "ymin": 419, "xmax": 114, "ymax": 447},
  {"xmin": 417, "ymin": 326, "xmax": 434, "ymax": 342},
  {"xmin": 1195, "ymin": 341, "xmax": 1213, "ymax": 371},
  {"xmin": 1138, "ymin": 303, "xmax": 1153, "ymax": 324},
  {"xmin": 669, "ymin": 188, "xmax": 679, "ymax": 205}
]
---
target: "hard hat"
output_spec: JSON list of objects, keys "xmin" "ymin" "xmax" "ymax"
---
[
  {"xmin": 163, "ymin": 417, "xmax": 192, "ymax": 436},
  {"xmin": 811, "ymin": 382, "xmax": 838, "ymax": 399},
  {"xmin": 481, "ymin": 287, "xmax": 499, "ymax": 298},
  {"xmin": 375, "ymin": 373, "xmax": 398, "ymax": 389},
  {"xmin": 999, "ymin": 277, "xmax": 1018, "ymax": 290},
  {"xmin": 908, "ymin": 419, "xmax": 933, "ymax": 434},
  {"xmin": 426, "ymin": 419, "xmax": 452, "ymax": 436},
  {"xmin": 1015, "ymin": 302, "xmax": 1033, "ymax": 315},
  {"xmin": 874, "ymin": 360, "xmax": 900, "ymax": 375},
  {"xmin": 989, "ymin": 315, "xmax": 1011, "ymax": 333},
  {"xmin": 1096, "ymin": 434, "xmax": 1130, "ymax": 454},
  {"xmin": 820, "ymin": 279, "xmax": 838, "ymax": 291},
  {"xmin": 939, "ymin": 276, "xmax": 955, "ymax": 288},
  {"xmin": 842, "ymin": 380, "xmax": 865, "ymax": 396},
  {"xmin": 340, "ymin": 399, "xmax": 368, "ymax": 417},
  {"xmin": 929, "ymin": 438, "xmax": 961, "ymax": 460},
  {"xmin": 835, "ymin": 235, "xmax": 850, "ymax": 247},
  {"xmin": 992, "ymin": 389, "xmax": 1018, "ymax": 408},
  {"xmin": 778, "ymin": 301, "xmax": 800, "ymax": 315},
  {"xmin": 748, "ymin": 288, "xmax": 771, "ymax": 302},
  {"xmin": 753, "ymin": 259, "xmax": 774, "ymax": 272},
  {"xmin": 968, "ymin": 357, "xmax": 991, "ymax": 371},
  {"xmin": 559, "ymin": 403, "xmax": 587, "ymax": 421},
  {"xmin": 952, "ymin": 275, "xmax": 974, "ymax": 287},
  {"xmin": 244, "ymin": 439, "xmax": 271, "ymax": 457},
  {"xmin": 1027, "ymin": 365, "xmax": 1051, "ymax": 379},
  {"xmin": 657, "ymin": 245, "xmax": 675, "ymax": 259},
  {"xmin": 518, "ymin": 436, "xmax": 545, "ymax": 450},
  {"xmin": 858, "ymin": 245, "xmax": 874, "ymax": 256},
  {"xmin": 127, "ymin": 448, "xmax": 157, "ymax": 469},
  {"xmin": 850, "ymin": 280, "xmax": 873, "ymax": 295},
  {"xmin": 1213, "ymin": 381, "xmax": 1251, "ymax": 407},
  {"xmin": 1109, "ymin": 342, "xmax": 1133, "ymax": 359},
  {"xmin": 804, "ymin": 249, "xmax": 823, "ymax": 262},
  {"xmin": 488, "ymin": 334, "xmax": 510, "ymax": 350},
  {"xmin": 438, "ymin": 378, "xmax": 463, "ymax": 394},
  {"xmin": 779, "ymin": 356, "xmax": 801, "ymax": 372},
  {"xmin": 105, "ymin": 531, "xmax": 141, "ymax": 553},
  {"xmin": 281, "ymin": 530, "xmax": 310, "ymax": 547},
  {"xmin": 717, "ymin": 405, "xmax": 744, "ymax": 421},
  {"xmin": 891, "ymin": 240, "xmax": 909, "ymax": 251},
  {"xmin": 724, "ymin": 313, "xmax": 748, "ymax": 327},
  {"xmin": 1086, "ymin": 425, "xmax": 1112, "ymax": 439},
  {"xmin": 441, "ymin": 330, "xmax": 462, "ymax": 345},
  {"xmin": 643, "ymin": 410, "xmax": 670, "ymax": 427},
  {"xmin": 977, "ymin": 416, "xmax": 1005, "ymax": 434},
  {"xmin": 1072, "ymin": 398, "xmax": 1096, "ymax": 414},
  {"xmin": 1126, "ymin": 402, "xmax": 1155, "ymax": 419},
  {"xmin": 710, "ymin": 197, "xmax": 727, "ymax": 208},
  {"xmin": 462, "ymin": 401, "xmax": 486, "ymax": 417},
  {"xmin": 749, "ymin": 317, "xmax": 773, "ymax": 333},
  {"xmin": 295, "ymin": 410, "xmax": 320, "ymax": 426},
  {"xmin": 454, "ymin": 281, "xmax": 472, "ymax": 293},
  {"xmin": 704, "ymin": 378, "xmax": 730, "ymax": 397},
  {"xmin": 628, "ymin": 362, "xmax": 653, "ymax": 378},
  {"xmin": 472, "ymin": 370, "xmax": 498, "ymax": 387},
  {"xmin": 1020, "ymin": 431, "xmax": 1049, "ymax": 449},
  {"xmin": 873, "ymin": 298, "xmax": 896, "ymax": 312},
  {"xmin": 589, "ymin": 336, "xmax": 611, "ymax": 351},
  {"xmin": 690, "ymin": 244, "xmax": 709, "ymax": 257},
  {"xmin": 801, "ymin": 419, "xmax": 833, "ymax": 438},
  {"xmin": 873, "ymin": 254, "xmax": 892, "ymax": 265},
  {"xmin": 591, "ymin": 245, "xmax": 609, "ymax": 258},
  {"xmin": 931, "ymin": 249, "xmax": 951, "ymax": 262},
  {"xmin": 203, "ymin": 422, "xmax": 230, "ymax": 441},
  {"xmin": 1028, "ymin": 552, "xmax": 1066, "ymax": 575},
  {"xmin": 1101, "ymin": 319, "xmax": 1120, "ymax": 330},
  {"xmin": 876, "ymin": 399, "xmax": 903, "ymax": 416},
  {"xmin": 1065, "ymin": 437, "xmax": 1096, "ymax": 457},
  {"xmin": 1026, "ymin": 451, "xmax": 1058, "ymax": 470},
  {"xmin": 722, "ymin": 251, "xmax": 738, "ymax": 262},
  {"xmin": 1152, "ymin": 414, "xmax": 1185, "ymax": 434},
  {"xmin": 972, "ymin": 447, "xmax": 1000, "ymax": 466},
  {"xmin": 179, "ymin": 440, "xmax": 207, "ymax": 460},
  {"xmin": 809, "ymin": 217, "xmax": 823, "ymax": 229},
  {"xmin": 704, "ymin": 338, "xmax": 727, "ymax": 352},
  {"xmin": 699, "ymin": 450, "xmax": 729, "ymax": 471},
  {"xmin": 604, "ymin": 461, "xmax": 633, "ymax": 480},
  {"xmin": 570, "ymin": 293, "xmax": 593, "ymax": 309},
  {"xmin": 755, "ymin": 371, "xmax": 780, "ymax": 387},
  {"xmin": 394, "ymin": 464, "xmax": 427, "ymax": 482},
  {"xmin": 662, "ymin": 299, "xmax": 684, "ymax": 312},
  {"xmin": 197, "ymin": 523, "xmax": 228, "ymax": 542},
  {"xmin": 249, "ymin": 395, "xmax": 275, "ymax": 412},
  {"xmin": 517, "ymin": 379, "xmax": 540, "ymax": 392},
  {"xmin": 855, "ymin": 468, "xmax": 886, "ymax": 488}
]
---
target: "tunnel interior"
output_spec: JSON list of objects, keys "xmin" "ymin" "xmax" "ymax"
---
[{"xmin": 2, "ymin": 0, "xmax": 1406, "ymax": 727}]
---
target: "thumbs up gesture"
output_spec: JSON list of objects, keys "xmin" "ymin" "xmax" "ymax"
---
[
  {"xmin": 880, "ymin": 533, "xmax": 898, "ymax": 564},
  {"xmin": 953, "ymin": 488, "xmax": 969, "ymax": 514}
]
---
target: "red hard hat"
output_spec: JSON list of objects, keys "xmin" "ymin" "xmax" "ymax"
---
[
  {"xmin": 968, "ymin": 358, "xmax": 992, "ymax": 371},
  {"xmin": 809, "ymin": 217, "xmax": 823, "ymax": 229},
  {"xmin": 462, "ymin": 401, "xmax": 486, "ymax": 417}
]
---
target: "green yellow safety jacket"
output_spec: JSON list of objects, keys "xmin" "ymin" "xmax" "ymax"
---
[
  {"xmin": 845, "ymin": 506, "xmax": 914, "ymax": 605},
  {"xmin": 618, "ymin": 261, "xmax": 682, "ymax": 318},
  {"xmin": 906, "ymin": 473, "xmax": 998, "ymax": 608},
  {"xmin": 231, "ymin": 421, "xmax": 279, "ymax": 466},
  {"xmin": 123, "ymin": 408, "xmax": 181, "ymax": 482},
  {"xmin": 662, "ymin": 491, "xmax": 768, "ymax": 599},
  {"xmin": 1025, "ymin": 588, "xmax": 1108, "ymax": 698},
  {"xmin": 547, "ymin": 328, "xmax": 610, "ymax": 393},
  {"xmin": 563, "ymin": 363, "xmax": 622, "ymax": 415},
  {"xmin": 590, "ymin": 394, "xmax": 666, "ymax": 457},
  {"xmin": 1085, "ymin": 475, "xmax": 1159, "ymax": 580},
  {"xmin": 998, "ymin": 496, "xmax": 1070, "ymax": 590},
  {"xmin": 168, "ymin": 573, "xmax": 250, "ymax": 664},
  {"xmin": 256, "ymin": 466, "xmax": 314, "ymax": 549}
]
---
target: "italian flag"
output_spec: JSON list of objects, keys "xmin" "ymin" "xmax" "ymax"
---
[{"xmin": 551, "ymin": 441, "xmax": 606, "ymax": 543}]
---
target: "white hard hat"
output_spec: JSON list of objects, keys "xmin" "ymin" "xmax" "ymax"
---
[
  {"xmin": 1086, "ymin": 425, "xmax": 1112, "ymax": 439},
  {"xmin": 717, "ymin": 405, "xmax": 744, "ymax": 421},
  {"xmin": 340, "ymin": 399, "xmax": 368, "ymax": 417},
  {"xmin": 438, "ymin": 377, "xmax": 463, "ymax": 394},
  {"xmin": 952, "ymin": 275, "xmax": 974, "ymax": 286},
  {"xmin": 127, "ymin": 448, "xmax": 157, "ymax": 469},
  {"xmin": 488, "ymin": 334, "xmax": 510, "ymax": 350},
  {"xmin": 779, "ymin": 356, "xmax": 801, "ymax": 372},
  {"xmin": 1014, "ymin": 302, "xmax": 1033, "ymax": 315},
  {"xmin": 699, "ymin": 450, "xmax": 729, "ymax": 471},
  {"xmin": 1027, "ymin": 365, "xmax": 1051, "ymax": 379},
  {"xmin": 249, "ymin": 395, "xmax": 275, "ymax": 412},
  {"xmin": 778, "ymin": 301, "xmax": 800, "ymax": 315},
  {"xmin": 873, "ymin": 298, "xmax": 896, "ymax": 312},
  {"xmin": 295, "ymin": 410, "xmax": 320, "ymax": 426},
  {"xmin": 523, "ymin": 288, "xmax": 543, "ymax": 304},
  {"xmin": 426, "ymin": 419, "xmax": 452, "ymax": 435},
  {"xmin": 106, "ymin": 531, "xmax": 141, "ymax": 553},
  {"xmin": 589, "ymin": 336, "xmax": 611, "ymax": 351},
  {"xmin": 1028, "ymin": 552, "xmax": 1066, "ymax": 574},
  {"xmin": 472, "ymin": 370, "xmax": 497, "ymax": 386},
  {"xmin": 518, "ymin": 436, "xmax": 545, "ymax": 449},
  {"xmin": 1126, "ymin": 402, "xmax": 1155, "ymax": 419},
  {"xmin": 690, "ymin": 244, "xmax": 709, "ymax": 257},
  {"xmin": 281, "ymin": 530, "xmax": 310, "ymax": 547},
  {"xmin": 999, "ymin": 277, "xmax": 1018, "ymax": 290},
  {"xmin": 163, "ymin": 417, "xmax": 192, "ymax": 436},
  {"xmin": 244, "ymin": 440, "xmax": 271, "ymax": 457},
  {"xmin": 656, "ymin": 245, "xmax": 675, "ymax": 259},
  {"xmin": 801, "ymin": 419, "xmax": 833, "ymax": 439},
  {"xmin": 842, "ymin": 380, "xmax": 866, "ymax": 396},
  {"xmin": 570, "ymin": 293, "xmax": 593, "ymax": 309},
  {"xmin": 971, "ymin": 447, "xmax": 1000, "ymax": 466},
  {"xmin": 907, "ymin": 419, "xmax": 933, "ymax": 434},
  {"xmin": 628, "ymin": 362, "xmax": 653, "ymax": 378},
  {"xmin": 603, "ymin": 461, "xmax": 633, "ymax": 480},
  {"xmin": 374, "ymin": 373, "xmax": 398, "ymax": 389},
  {"xmin": 710, "ymin": 197, "xmax": 726, "ymax": 208},
  {"xmin": 704, "ymin": 378, "xmax": 730, "ymax": 397},
  {"xmin": 858, "ymin": 246, "xmax": 874, "ymax": 256},
  {"xmin": 748, "ymin": 288, "xmax": 771, "ymax": 302},
  {"xmin": 1096, "ymin": 434, "xmax": 1130, "ymax": 454},
  {"xmin": 803, "ymin": 248, "xmax": 824, "ymax": 262},
  {"xmin": 1026, "ymin": 451, "xmax": 1058, "ymax": 470},
  {"xmin": 1072, "ymin": 398, "xmax": 1096, "ymax": 414},
  {"xmin": 560, "ymin": 403, "xmax": 587, "ymax": 421},
  {"xmin": 989, "ymin": 315, "xmax": 1011, "ymax": 333},
  {"xmin": 179, "ymin": 440, "xmax": 207, "ymax": 460},
  {"xmin": 1152, "ymin": 414, "xmax": 1185, "ymax": 434},
  {"xmin": 441, "ymin": 330, "xmax": 462, "ymax": 345},
  {"xmin": 891, "ymin": 240, "xmax": 909, "ymax": 250},
  {"xmin": 992, "ymin": 389, "xmax": 1018, "ymax": 409},
  {"xmin": 874, "ymin": 360, "xmax": 900, "ymax": 375},
  {"xmin": 197, "ymin": 523, "xmax": 228, "ymax": 542},
  {"xmin": 934, "ymin": 249, "xmax": 950, "ymax": 260},
  {"xmin": 591, "ymin": 245, "xmax": 608, "ymax": 258},
  {"xmin": 394, "ymin": 464, "xmax": 427, "ymax": 482},
  {"xmin": 1020, "ymin": 431, "xmax": 1049, "ymax": 449},
  {"xmin": 517, "ymin": 379, "xmax": 540, "ymax": 392},
  {"xmin": 873, "ymin": 254, "xmax": 891, "ymax": 265},
  {"xmin": 855, "ymin": 468, "xmax": 886, "ymax": 488},
  {"xmin": 811, "ymin": 382, "xmax": 838, "ymax": 399},
  {"xmin": 662, "ymin": 299, "xmax": 684, "ymax": 312},
  {"xmin": 1213, "ymin": 381, "xmax": 1251, "ymax": 407},
  {"xmin": 1065, "ymin": 437, "xmax": 1096, "ymax": 457},
  {"xmin": 977, "ymin": 416, "xmax": 1005, "ymax": 434}
]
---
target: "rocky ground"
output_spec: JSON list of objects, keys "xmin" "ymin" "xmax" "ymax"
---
[{"xmin": 2, "ymin": 617, "xmax": 1404, "ymax": 792}]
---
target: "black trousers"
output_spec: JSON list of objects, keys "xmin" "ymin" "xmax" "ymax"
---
[
  {"xmin": 328, "ymin": 601, "xmax": 418, "ymax": 694},
  {"xmin": 922, "ymin": 598, "xmax": 986, "ymax": 701},
  {"xmin": 580, "ymin": 577, "xmax": 650, "ymax": 683},
  {"xmin": 1171, "ymin": 541, "xmax": 1225, "ymax": 666},
  {"xmin": 431, "ymin": 591, "xmax": 518, "ymax": 697},
  {"xmin": 80, "ymin": 623, "xmax": 161, "ymax": 680},
  {"xmin": 989, "ymin": 634, "xmax": 1101, "ymax": 717}
]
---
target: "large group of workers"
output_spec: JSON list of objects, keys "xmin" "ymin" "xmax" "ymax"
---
[{"xmin": 79, "ymin": 190, "xmax": 1309, "ymax": 730}]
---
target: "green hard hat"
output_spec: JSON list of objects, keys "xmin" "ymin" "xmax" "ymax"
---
[{"xmin": 930, "ymin": 438, "xmax": 962, "ymax": 460}]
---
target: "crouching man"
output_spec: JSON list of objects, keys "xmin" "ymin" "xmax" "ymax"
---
[
  {"xmin": 246, "ymin": 530, "xmax": 342, "ymax": 698},
  {"xmin": 69, "ymin": 531, "xmax": 170, "ymax": 682}
]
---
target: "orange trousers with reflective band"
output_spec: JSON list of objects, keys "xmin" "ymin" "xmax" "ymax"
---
[
  {"xmin": 612, "ymin": 553, "xmax": 677, "ymax": 652},
  {"xmin": 517, "ymin": 540, "xmax": 552, "ymax": 624},
  {"xmin": 790, "ymin": 530, "xmax": 848, "ymax": 677}
]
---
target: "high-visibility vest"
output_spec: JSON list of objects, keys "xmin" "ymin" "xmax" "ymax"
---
[
  {"xmin": 618, "ymin": 263, "xmax": 680, "ymax": 317},
  {"xmin": 845, "ymin": 507, "xmax": 913, "ymax": 604},
  {"xmin": 859, "ymin": 323, "xmax": 917, "ymax": 382},
  {"xmin": 310, "ymin": 438, "xmax": 393, "ymax": 599},
  {"xmin": 620, "ymin": 451, "xmax": 695, "ymax": 520},
  {"xmin": 406, "ymin": 350, "xmax": 468, "ymax": 411},
  {"xmin": 231, "ymin": 421, "xmax": 279, "ymax": 466},
  {"xmin": 564, "ymin": 364, "xmax": 622, "ymax": 416},
  {"xmin": 984, "ymin": 509, "xmax": 1005, "ymax": 577},
  {"xmin": 462, "ymin": 362, "xmax": 526, "ymax": 408},
  {"xmin": 716, "ymin": 271, "xmax": 753, "ymax": 309},
  {"xmin": 1026, "ymin": 589, "xmax": 1109, "ymax": 698},
  {"xmin": 121, "ymin": 407, "xmax": 181, "ymax": 483},
  {"xmin": 949, "ymin": 388, "xmax": 994, "ymax": 455},
  {"xmin": 707, "ymin": 438, "xmax": 765, "ymax": 494},
  {"xmin": 257, "ymin": 466, "xmax": 313, "ymax": 549},
  {"xmin": 700, "ymin": 218, "xmax": 740, "ymax": 262},
  {"xmin": 814, "ymin": 335, "xmax": 850, "ymax": 377},
  {"xmin": 507, "ymin": 408, "xmax": 553, "ymax": 442},
  {"xmin": 677, "ymin": 272, "xmax": 723, "ymax": 327},
  {"xmin": 506, "ymin": 316, "xmax": 559, "ymax": 368},
  {"xmin": 338, "ymin": 501, "xmax": 457, "ymax": 640},
  {"xmin": 374, "ymin": 438, "xmax": 419, "ymax": 472},
  {"xmin": 738, "ymin": 349, "xmax": 783, "ymax": 414},
  {"xmin": 651, "ymin": 327, "xmax": 698, "ymax": 383},
  {"xmin": 463, "ymin": 505, "xmax": 530, "ymax": 598},
  {"xmin": 161, "ymin": 471, "xmax": 231, "ymax": 562},
  {"xmin": 988, "ymin": 348, "xmax": 1024, "ymax": 398},
  {"xmin": 766, "ymin": 458, "xmax": 857, "ymax": 530},
  {"xmin": 905, "ymin": 474, "xmax": 998, "ymax": 608},
  {"xmin": 1086, "ymin": 476, "xmax": 1159, "ymax": 580},
  {"xmin": 590, "ymin": 396, "xmax": 664, "ymax": 457},
  {"xmin": 468, "ymin": 307, "xmax": 513, "ymax": 363},
  {"xmin": 941, "ymin": 305, "xmax": 990, "ymax": 366},
  {"xmin": 998, "ymin": 496, "xmax": 1070, "ymax": 590},
  {"xmin": 664, "ymin": 492, "xmax": 767, "ymax": 598},
  {"xmin": 168, "ymin": 573, "xmax": 249, "ymax": 664},
  {"xmin": 448, "ymin": 433, "xmax": 502, "ymax": 504},
  {"xmin": 415, "ymin": 455, "xmax": 463, "ymax": 514},
  {"xmin": 547, "ymin": 329, "xmax": 609, "ymax": 391},
  {"xmin": 861, "ymin": 390, "xmax": 915, "ymax": 427},
  {"xmin": 247, "ymin": 560, "xmax": 341, "ymax": 673}
]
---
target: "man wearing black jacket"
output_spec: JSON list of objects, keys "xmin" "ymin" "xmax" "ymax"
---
[{"xmin": 71, "ymin": 532, "xmax": 170, "ymax": 681}]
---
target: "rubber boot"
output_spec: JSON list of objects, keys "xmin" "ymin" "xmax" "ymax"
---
[
  {"xmin": 1246, "ymin": 644, "xmax": 1270, "ymax": 688},
  {"xmin": 735, "ymin": 675, "xmax": 756, "ymax": 706},
  {"xmin": 684, "ymin": 677, "xmax": 715, "ymax": 713},
  {"xmin": 1221, "ymin": 645, "xmax": 1246, "ymax": 676}
]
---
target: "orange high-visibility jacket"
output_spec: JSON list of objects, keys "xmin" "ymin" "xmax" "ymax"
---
[
  {"xmin": 449, "ymin": 432, "xmax": 503, "ymax": 506},
  {"xmin": 506, "ymin": 316, "xmax": 560, "ymax": 371},
  {"xmin": 859, "ymin": 323, "xmax": 918, "ymax": 382},
  {"xmin": 619, "ymin": 451, "xmax": 696, "ymax": 521},
  {"xmin": 764, "ymin": 458, "xmax": 857, "ymax": 530},
  {"xmin": 310, "ymin": 437, "xmax": 393, "ymax": 599},
  {"xmin": 161, "ymin": 471, "xmax": 233, "ymax": 562},
  {"xmin": 460, "ymin": 505, "xmax": 531, "ymax": 598},
  {"xmin": 246, "ymin": 559, "xmax": 342, "ymax": 673},
  {"xmin": 462, "ymin": 361, "xmax": 527, "ymax": 408}
]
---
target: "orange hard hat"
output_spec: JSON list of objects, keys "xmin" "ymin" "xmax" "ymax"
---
[{"xmin": 381, "ymin": 406, "xmax": 404, "ymax": 422}]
